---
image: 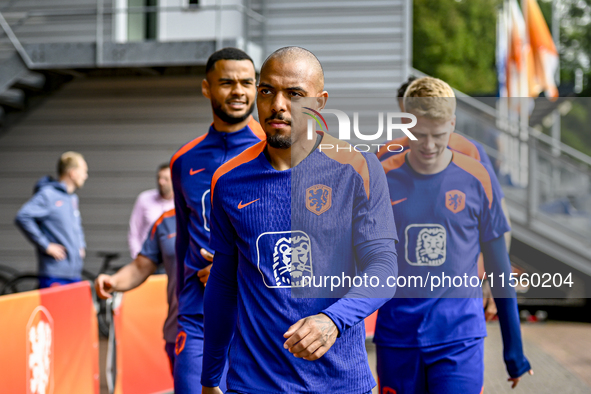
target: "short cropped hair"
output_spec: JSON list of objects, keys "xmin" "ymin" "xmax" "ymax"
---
[
  {"xmin": 205, "ymin": 47, "xmax": 254, "ymax": 75},
  {"xmin": 158, "ymin": 163, "xmax": 170, "ymax": 172},
  {"xmin": 403, "ymin": 77, "xmax": 456, "ymax": 121},
  {"xmin": 57, "ymin": 151, "xmax": 84, "ymax": 177}
]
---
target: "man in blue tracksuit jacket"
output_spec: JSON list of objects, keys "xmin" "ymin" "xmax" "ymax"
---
[{"xmin": 15, "ymin": 151, "xmax": 89, "ymax": 288}]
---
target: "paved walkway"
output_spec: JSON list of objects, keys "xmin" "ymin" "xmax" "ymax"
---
[
  {"xmin": 100, "ymin": 321, "xmax": 591, "ymax": 393},
  {"xmin": 366, "ymin": 321, "xmax": 591, "ymax": 394}
]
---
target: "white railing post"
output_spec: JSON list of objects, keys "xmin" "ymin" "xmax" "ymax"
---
[
  {"xmin": 527, "ymin": 135, "xmax": 538, "ymax": 226},
  {"xmin": 96, "ymin": 0, "xmax": 104, "ymax": 66},
  {"xmin": 215, "ymin": 0, "xmax": 223, "ymax": 51}
]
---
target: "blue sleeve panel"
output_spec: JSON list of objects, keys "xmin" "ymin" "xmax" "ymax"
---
[
  {"xmin": 172, "ymin": 159, "xmax": 190, "ymax": 299},
  {"xmin": 200, "ymin": 251, "xmax": 239, "ymax": 388},
  {"xmin": 482, "ymin": 236, "xmax": 531, "ymax": 378},
  {"xmin": 322, "ymin": 238, "xmax": 398, "ymax": 337}
]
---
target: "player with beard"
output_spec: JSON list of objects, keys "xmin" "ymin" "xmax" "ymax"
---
[
  {"xmin": 200, "ymin": 47, "xmax": 398, "ymax": 394},
  {"xmin": 170, "ymin": 47, "xmax": 265, "ymax": 393}
]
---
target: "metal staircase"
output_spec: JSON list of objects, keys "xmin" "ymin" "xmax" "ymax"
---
[
  {"xmin": 0, "ymin": 0, "xmax": 265, "ymax": 115},
  {"xmin": 451, "ymin": 90, "xmax": 591, "ymax": 302}
]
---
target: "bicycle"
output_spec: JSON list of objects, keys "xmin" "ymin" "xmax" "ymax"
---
[
  {"xmin": 0, "ymin": 264, "xmax": 21, "ymax": 293},
  {"xmin": 0, "ymin": 252, "xmax": 123, "ymax": 338}
]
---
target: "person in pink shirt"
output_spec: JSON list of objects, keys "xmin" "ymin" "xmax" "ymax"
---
[{"xmin": 128, "ymin": 163, "xmax": 175, "ymax": 258}]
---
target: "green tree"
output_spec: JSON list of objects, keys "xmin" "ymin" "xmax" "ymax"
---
[
  {"xmin": 537, "ymin": 1, "xmax": 591, "ymax": 154},
  {"xmin": 554, "ymin": 0, "xmax": 591, "ymax": 96},
  {"xmin": 413, "ymin": 0, "xmax": 502, "ymax": 95},
  {"xmin": 524, "ymin": 0, "xmax": 590, "ymax": 96}
]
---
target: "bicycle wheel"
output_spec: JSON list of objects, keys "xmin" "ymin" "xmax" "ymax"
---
[
  {"xmin": 0, "ymin": 264, "xmax": 20, "ymax": 278},
  {"xmin": 0, "ymin": 272, "xmax": 11, "ymax": 293},
  {"xmin": 0, "ymin": 274, "xmax": 40, "ymax": 295}
]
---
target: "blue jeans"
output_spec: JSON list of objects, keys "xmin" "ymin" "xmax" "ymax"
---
[{"xmin": 38, "ymin": 276, "xmax": 80, "ymax": 289}]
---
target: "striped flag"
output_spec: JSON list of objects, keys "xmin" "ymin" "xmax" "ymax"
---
[
  {"xmin": 497, "ymin": 3, "xmax": 509, "ymax": 98},
  {"xmin": 506, "ymin": 0, "xmax": 530, "ymax": 98}
]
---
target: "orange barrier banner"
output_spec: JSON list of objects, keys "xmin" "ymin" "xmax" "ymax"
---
[
  {"xmin": 365, "ymin": 310, "xmax": 378, "ymax": 337},
  {"xmin": 0, "ymin": 281, "xmax": 99, "ymax": 394},
  {"xmin": 113, "ymin": 274, "xmax": 173, "ymax": 394}
]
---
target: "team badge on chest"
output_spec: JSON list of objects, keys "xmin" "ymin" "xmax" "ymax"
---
[
  {"xmin": 405, "ymin": 224, "xmax": 447, "ymax": 266},
  {"xmin": 445, "ymin": 190, "xmax": 466, "ymax": 214},
  {"xmin": 306, "ymin": 184, "xmax": 332, "ymax": 215},
  {"xmin": 257, "ymin": 231, "xmax": 314, "ymax": 288}
]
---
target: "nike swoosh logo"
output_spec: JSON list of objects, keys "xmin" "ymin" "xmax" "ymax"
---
[
  {"xmin": 391, "ymin": 198, "xmax": 407, "ymax": 206},
  {"xmin": 238, "ymin": 199, "xmax": 260, "ymax": 209},
  {"xmin": 190, "ymin": 168, "xmax": 205, "ymax": 176}
]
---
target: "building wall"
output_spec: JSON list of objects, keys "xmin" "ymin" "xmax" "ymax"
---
[
  {"xmin": 0, "ymin": 0, "xmax": 413, "ymax": 277},
  {"xmin": 251, "ymin": 0, "xmax": 412, "ymax": 96},
  {"xmin": 114, "ymin": 0, "xmax": 245, "ymax": 43},
  {"xmin": 0, "ymin": 75, "xmax": 211, "ymax": 274}
]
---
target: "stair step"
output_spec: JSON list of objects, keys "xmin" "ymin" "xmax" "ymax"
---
[
  {"xmin": 0, "ymin": 50, "xmax": 28, "ymax": 93},
  {"xmin": 14, "ymin": 71, "xmax": 45, "ymax": 90},
  {"xmin": 0, "ymin": 88, "xmax": 25, "ymax": 109}
]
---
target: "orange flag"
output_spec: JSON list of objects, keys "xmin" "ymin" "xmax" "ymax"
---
[
  {"xmin": 507, "ymin": 0, "xmax": 530, "ymax": 98},
  {"xmin": 526, "ymin": 0, "xmax": 559, "ymax": 98}
]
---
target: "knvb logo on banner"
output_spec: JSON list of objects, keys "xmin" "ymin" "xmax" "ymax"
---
[
  {"xmin": 257, "ymin": 231, "xmax": 314, "ymax": 288},
  {"xmin": 26, "ymin": 306, "xmax": 54, "ymax": 394},
  {"xmin": 302, "ymin": 106, "xmax": 418, "ymax": 153}
]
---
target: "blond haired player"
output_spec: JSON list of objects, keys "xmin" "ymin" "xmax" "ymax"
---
[{"xmin": 375, "ymin": 77, "xmax": 532, "ymax": 393}]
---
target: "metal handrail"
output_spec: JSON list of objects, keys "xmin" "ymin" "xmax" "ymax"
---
[
  {"xmin": 410, "ymin": 68, "xmax": 591, "ymax": 169},
  {"xmin": 2, "ymin": 4, "xmax": 265, "ymax": 23},
  {"xmin": 530, "ymin": 127, "xmax": 591, "ymax": 168},
  {"xmin": 412, "ymin": 68, "xmax": 591, "ymax": 171},
  {"xmin": 0, "ymin": 10, "xmax": 34, "ymax": 67}
]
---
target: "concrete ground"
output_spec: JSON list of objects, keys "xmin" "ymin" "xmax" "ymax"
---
[
  {"xmin": 366, "ymin": 321, "xmax": 591, "ymax": 394},
  {"xmin": 100, "ymin": 321, "xmax": 591, "ymax": 394}
]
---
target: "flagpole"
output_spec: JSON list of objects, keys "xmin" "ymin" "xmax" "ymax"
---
[
  {"xmin": 498, "ymin": 1, "xmax": 512, "ymax": 182},
  {"xmin": 506, "ymin": 0, "xmax": 519, "ymax": 185},
  {"xmin": 551, "ymin": 0, "xmax": 561, "ymax": 157},
  {"xmin": 522, "ymin": 0, "xmax": 537, "ymax": 223},
  {"xmin": 521, "ymin": 0, "xmax": 530, "ymax": 188},
  {"xmin": 552, "ymin": 0, "xmax": 560, "ymax": 84},
  {"xmin": 551, "ymin": 0, "xmax": 561, "ymax": 196},
  {"xmin": 496, "ymin": 4, "xmax": 506, "ymax": 179}
]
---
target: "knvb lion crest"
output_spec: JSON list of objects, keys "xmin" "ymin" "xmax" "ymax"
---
[
  {"xmin": 306, "ymin": 184, "xmax": 332, "ymax": 215},
  {"xmin": 445, "ymin": 190, "xmax": 466, "ymax": 214},
  {"xmin": 273, "ymin": 234, "xmax": 312, "ymax": 287},
  {"xmin": 257, "ymin": 231, "xmax": 314, "ymax": 288},
  {"xmin": 405, "ymin": 224, "xmax": 447, "ymax": 267},
  {"xmin": 416, "ymin": 227, "xmax": 446, "ymax": 266}
]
